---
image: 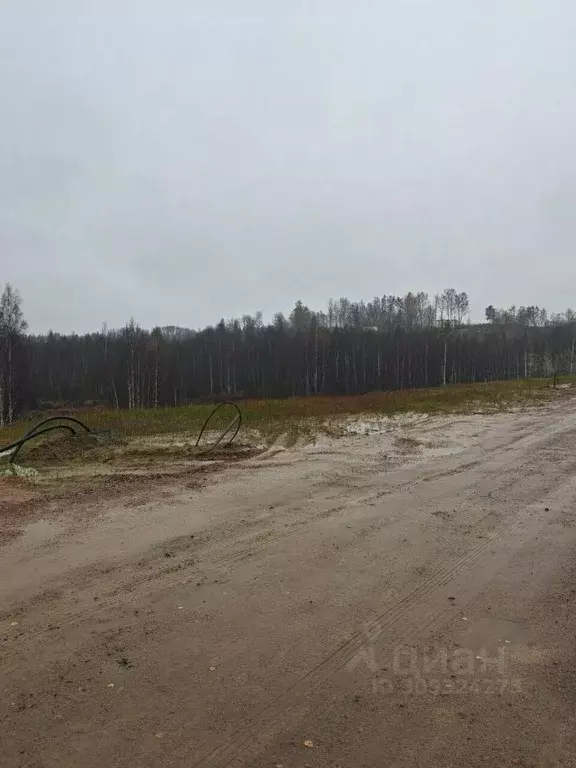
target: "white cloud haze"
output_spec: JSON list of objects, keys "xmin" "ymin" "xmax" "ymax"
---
[{"xmin": 1, "ymin": 1, "xmax": 575, "ymax": 332}]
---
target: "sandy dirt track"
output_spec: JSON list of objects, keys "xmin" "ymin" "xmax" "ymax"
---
[{"xmin": 2, "ymin": 401, "xmax": 576, "ymax": 767}]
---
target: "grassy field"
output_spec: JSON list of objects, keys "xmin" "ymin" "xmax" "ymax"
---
[{"xmin": 1, "ymin": 376, "xmax": 575, "ymax": 452}]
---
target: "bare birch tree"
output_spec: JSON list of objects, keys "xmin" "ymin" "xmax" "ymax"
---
[{"xmin": 0, "ymin": 283, "xmax": 28, "ymax": 426}]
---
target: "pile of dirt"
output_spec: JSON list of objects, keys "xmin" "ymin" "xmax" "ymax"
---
[
  {"xmin": 394, "ymin": 435, "xmax": 423, "ymax": 453},
  {"xmin": 17, "ymin": 431, "xmax": 117, "ymax": 464},
  {"xmin": 106, "ymin": 440, "xmax": 261, "ymax": 467}
]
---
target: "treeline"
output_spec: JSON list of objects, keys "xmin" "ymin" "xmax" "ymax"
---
[
  {"xmin": 1, "ymin": 284, "xmax": 575, "ymax": 423},
  {"xmin": 485, "ymin": 304, "xmax": 576, "ymax": 326}
]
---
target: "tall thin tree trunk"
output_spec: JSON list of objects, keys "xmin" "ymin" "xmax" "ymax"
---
[
  {"xmin": 0, "ymin": 371, "xmax": 4, "ymax": 428},
  {"xmin": 305, "ymin": 339, "xmax": 310, "ymax": 396},
  {"xmin": 219, "ymin": 341, "xmax": 224, "ymax": 395},
  {"xmin": 154, "ymin": 355, "xmax": 159, "ymax": 409},
  {"xmin": 7, "ymin": 337, "xmax": 13, "ymax": 423},
  {"xmin": 111, "ymin": 376, "xmax": 120, "ymax": 411}
]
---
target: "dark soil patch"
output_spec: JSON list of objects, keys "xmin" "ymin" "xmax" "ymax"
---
[
  {"xmin": 0, "ymin": 444, "xmax": 262, "ymax": 544},
  {"xmin": 0, "ymin": 479, "xmax": 41, "ymax": 542}
]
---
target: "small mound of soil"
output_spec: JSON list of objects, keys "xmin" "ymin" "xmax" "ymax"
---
[
  {"xmin": 18, "ymin": 432, "xmax": 114, "ymax": 464},
  {"xmin": 194, "ymin": 442, "xmax": 260, "ymax": 462},
  {"xmin": 394, "ymin": 435, "xmax": 422, "ymax": 453}
]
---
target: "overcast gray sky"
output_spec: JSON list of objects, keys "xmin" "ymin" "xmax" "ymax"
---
[{"xmin": 1, "ymin": 1, "xmax": 575, "ymax": 333}]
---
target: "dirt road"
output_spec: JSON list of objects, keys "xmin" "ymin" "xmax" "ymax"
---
[{"xmin": 2, "ymin": 401, "xmax": 576, "ymax": 767}]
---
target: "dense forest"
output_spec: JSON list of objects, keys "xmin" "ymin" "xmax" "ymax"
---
[{"xmin": 0, "ymin": 283, "xmax": 575, "ymax": 424}]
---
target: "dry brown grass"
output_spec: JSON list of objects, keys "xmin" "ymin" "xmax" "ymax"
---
[{"xmin": 1, "ymin": 376, "xmax": 575, "ymax": 466}]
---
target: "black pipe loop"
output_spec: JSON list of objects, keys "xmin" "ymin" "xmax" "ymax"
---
[{"xmin": 1, "ymin": 403, "xmax": 243, "ymax": 464}]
